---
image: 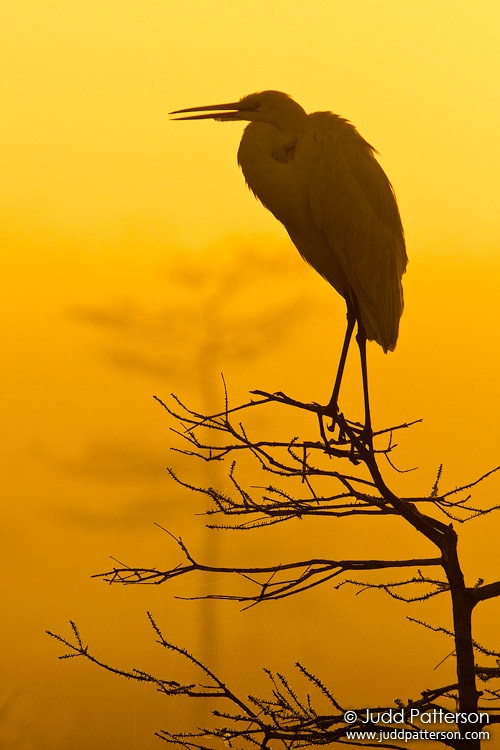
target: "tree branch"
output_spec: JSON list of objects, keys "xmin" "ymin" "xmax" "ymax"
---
[{"xmin": 95, "ymin": 527, "xmax": 443, "ymax": 606}]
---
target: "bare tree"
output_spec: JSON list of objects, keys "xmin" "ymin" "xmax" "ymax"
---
[{"xmin": 48, "ymin": 387, "xmax": 500, "ymax": 749}]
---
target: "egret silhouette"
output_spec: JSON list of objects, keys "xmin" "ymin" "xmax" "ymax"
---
[{"xmin": 170, "ymin": 91, "xmax": 407, "ymax": 439}]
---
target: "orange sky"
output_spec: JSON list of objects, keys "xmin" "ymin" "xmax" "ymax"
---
[{"xmin": 1, "ymin": 2, "xmax": 500, "ymax": 747}]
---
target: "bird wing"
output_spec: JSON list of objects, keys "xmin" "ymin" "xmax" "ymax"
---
[{"xmin": 299, "ymin": 113, "xmax": 407, "ymax": 351}]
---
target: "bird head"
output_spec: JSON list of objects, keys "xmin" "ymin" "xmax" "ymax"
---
[{"xmin": 170, "ymin": 90, "xmax": 307, "ymax": 130}]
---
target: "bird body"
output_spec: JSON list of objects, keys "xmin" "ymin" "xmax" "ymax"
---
[
  {"xmin": 235, "ymin": 94, "xmax": 406, "ymax": 352},
  {"xmin": 170, "ymin": 91, "xmax": 407, "ymax": 432}
]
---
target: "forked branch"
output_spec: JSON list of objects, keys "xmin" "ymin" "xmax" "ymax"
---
[{"xmin": 95, "ymin": 527, "xmax": 443, "ymax": 606}]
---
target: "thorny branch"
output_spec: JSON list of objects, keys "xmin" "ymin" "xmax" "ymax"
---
[
  {"xmin": 154, "ymin": 391, "xmax": 500, "ymax": 526},
  {"xmin": 49, "ymin": 389, "xmax": 500, "ymax": 748},
  {"xmin": 95, "ymin": 526, "xmax": 443, "ymax": 606},
  {"xmin": 93, "ymin": 391, "xmax": 499, "ymax": 609},
  {"xmin": 46, "ymin": 614, "xmax": 499, "ymax": 750},
  {"xmin": 96, "ymin": 392, "xmax": 492, "ymax": 606}
]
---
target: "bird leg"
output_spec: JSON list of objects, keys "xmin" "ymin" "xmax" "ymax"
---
[
  {"xmin": 320, "ymin": 303, "xmax": 373, "ymax": 450},
  {"xmin": 355, "ymin": 320, "xmax": 373, "ymax": 448},
  {"xmin": 321, "ymin": 306, "xmax": 356, "ymax": 430}
]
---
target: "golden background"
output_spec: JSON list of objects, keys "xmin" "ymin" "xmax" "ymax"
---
[{"xmin": 1, "ymin": 1, "xmax": 499, "ymax": 747}]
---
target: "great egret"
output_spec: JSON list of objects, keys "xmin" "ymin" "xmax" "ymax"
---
[{"xmin": 170, "ymin": 91, "xmax": 407, "ymax": 439}]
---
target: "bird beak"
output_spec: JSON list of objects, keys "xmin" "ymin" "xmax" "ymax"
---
[{"xmin": 169, "ymin": 100, "xmax": 246, "ymax": 121}]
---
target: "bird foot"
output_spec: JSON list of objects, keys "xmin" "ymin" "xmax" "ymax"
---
[
  {"xmin": 318, "ymin": 403, "xmax": 348, "ymax": 446},
  {"xmin": 318, "ymin": 403, "xmax": 373, "ymax": 457}
]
